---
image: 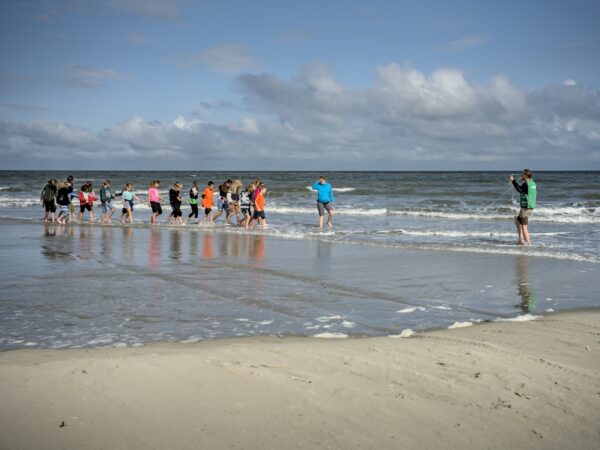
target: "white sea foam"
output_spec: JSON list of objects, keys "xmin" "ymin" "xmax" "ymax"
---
[
  {"xmin": 313, "ymin": 332, "xmax": 348, "ymax": 339},
  {"xmin": 495, "ymin": 314, "xmax": 541, "ymax": 322},
  {"xmin": 396, "ymin": 306, "xmax": 426, "ymax": 314},
  {"xmin": 316, "ymin": 315, "xmax": 344, "ymax": 322},
  {"xmin": 448, "ymin": 321, "xmax": 473, "ymax": 329},
  {"xmin": 432, "ymin": 306, "xmax": 452, "ymax": 310},
  {"xmin": 389, "ymin": 329, "xmax": 415, "ymax": 338},
  {"xmin": 388, "ymin": 207, "xmax": 600, "ymax": 224},
  {"xmin": 258, "ymin": 320, "xmax": 274, "ymax": 325},
  {"xmin": 305, "ymin": 186, "xmax": 356, "ymax": 192},
  {"xmin": 267, "ymin": 206, "xmax": 388, "ymax": 216}
]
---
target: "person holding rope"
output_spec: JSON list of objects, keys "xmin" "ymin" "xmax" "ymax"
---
[{"xmin": 510, "ymin": 169, "xmax": 537, "ymax": 246}]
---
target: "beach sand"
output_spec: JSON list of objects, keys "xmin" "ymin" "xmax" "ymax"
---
[{"xmin": 1, "ymin": 310, "xmax": 599, "ymax": 450}]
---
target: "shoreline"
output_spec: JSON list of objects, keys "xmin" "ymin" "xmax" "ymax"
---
[
  {"xmin": 2, "ymin": 216, "xmax": 598, "ymax": 266},
  {"xmin": 1, "ymin": 310, "xmax": 599, "ymax": 449}
]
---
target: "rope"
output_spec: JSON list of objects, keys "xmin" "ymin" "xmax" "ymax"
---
[{"xmin": 482, "ymin": 185, "xmax": 514, "ymax": 211}]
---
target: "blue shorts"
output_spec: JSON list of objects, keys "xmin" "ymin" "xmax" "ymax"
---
[
  {"xmin": 59, "ymin": 205, "xmax": 70, "ymax": 215},
  {"xmin": 102, "ymin": 201, "xmax": 115, "ymax": 213},
  {"xmin": 217, "ymin": 198, "xmax": 229, "ymax": 212}
]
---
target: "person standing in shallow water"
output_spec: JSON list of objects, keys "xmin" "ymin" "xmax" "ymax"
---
[
  {"xmin": 312, "ymin": 175, "xmax": 334, "ymax": 229},
  {"xmin": 510, "ymin": 169, "xmax": 537, "ymax": 246}
]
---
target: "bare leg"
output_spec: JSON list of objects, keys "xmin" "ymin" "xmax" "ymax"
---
[
  {"xmin": 318, "ymin": 215, "xmax": 324, "ymax": 229},
  {"xmin": 522, "ymin": 224, "xmax": 532, "ymax": 245},
  {"xmin": 515, "ymin": 221, "xmax": 524, "ymax": 245},
  {"xmin": 327, "ymin": 210, "xmax": 333, "ymax": 227}
]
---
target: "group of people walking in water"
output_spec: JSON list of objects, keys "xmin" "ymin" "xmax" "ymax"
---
[
  {"xmin": 39, "ymin": 171, "xmax": 536, "ymax": 243},
  {"xmin": 39, "ymin": 175, "xmax": 337, "ymax": 229}
]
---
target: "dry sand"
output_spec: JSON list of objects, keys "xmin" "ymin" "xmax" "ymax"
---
[{"xmin": 1, "ymin": 310, "xmax": 599, "ymax": 450}]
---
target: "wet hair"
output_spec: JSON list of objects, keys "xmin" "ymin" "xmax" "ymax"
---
[
  {"xmin": 67, "ymin": 175, "xmax": 74, "ymax": 182},
  {"xmin": 523, "ymin": 169, "xmax": 533, "ymax": 179},
  {"xmin": 319, "ymin": 175, "xmax": 327, "ymax": 180},
  {"xmin": 208, "ymin": 181, "xmax": 214, "ymax": 186},
  {"xmin": 80, "ymin": 184, "xmax": 88, "ymax": 192},
  {"xmin": 103, "ymin": 179, "xmax": 110, "ymax": 186},
  {"xmin": 192, "ymin": 180, "xmax": 198, "ymax": 187}
]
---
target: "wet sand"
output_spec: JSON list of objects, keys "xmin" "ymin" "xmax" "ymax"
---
[
  {"xmin": 1, "ymin": 221, "xmax": 599, "ymax": 348},
  {"xmin": 1, "ymin": 310, "xmax": 599, "ymax": 450}
]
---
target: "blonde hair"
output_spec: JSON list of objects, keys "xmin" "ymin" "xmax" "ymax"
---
[{"xmin": 232, "ymin": 179, "xmax": 242, "ymax": 194}]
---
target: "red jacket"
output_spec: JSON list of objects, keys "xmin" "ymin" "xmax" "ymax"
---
[{"xmin": 78, "ymin": 191, "xmax": 96, "ymax": 205}]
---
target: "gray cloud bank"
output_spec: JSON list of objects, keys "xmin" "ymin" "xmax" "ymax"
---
[{"xmin": 1, "ymin": 64, "xmax": 599, "ymax": 170}]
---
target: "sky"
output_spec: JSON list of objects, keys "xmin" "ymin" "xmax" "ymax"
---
[{"xmin": 0, "ymin": 0, "xmax": 599, "ymax": 170}]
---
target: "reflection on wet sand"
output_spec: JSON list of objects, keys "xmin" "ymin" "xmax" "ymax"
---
[
  {"xmin": 122, "ymin": 226, "xmax": 135, "ymax": 262},
  {"xmin": 169, "ymin": 230, "xmax": 182, "ymax": 260},
  {"xmin": 148, "ymin": 228, "xmax": 161, "ymax": 269},
  {"xmin": 202, "ymin": 233, "xmax": 214, "ymax": 259},
  {"xmin": 38, "ymin": 225, "xmax": 312, "ymax": 274},
  {"xmin": 316, "ymin": 240, "xmax": 333, "ymax": 277},
  {"xmin": 515, "ymin": 255, "xmax": 537, "ymax": 313}
]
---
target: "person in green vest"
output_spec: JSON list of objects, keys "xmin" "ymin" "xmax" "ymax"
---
[{"xmin": 509, "ymin": 169, "xmax": 537, "ymax": 245}]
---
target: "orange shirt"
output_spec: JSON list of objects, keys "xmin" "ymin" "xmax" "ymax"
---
[
  {"xmin": 201, "ymin": 187, "xmax": 214, "ymax": 208},
  {"xmin": 254, "ymin": 191, "xmax": 265, "ymax": 211}
]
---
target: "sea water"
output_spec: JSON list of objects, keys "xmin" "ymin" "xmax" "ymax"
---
[
  {"xmin": 0, "ymin": 171, "xmax": 598, "ymax": 349},
  {"xmin": 1, "ymin": 171, "xmax": 599, "ymax": 262}
]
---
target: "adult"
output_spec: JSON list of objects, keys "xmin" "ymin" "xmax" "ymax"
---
[
  {"xmin": 311, "ymin": 175, "xmax": 334, "ymax": 228},
  {"xmin": 510, "ymin": 169, "xmax": 537, "ymax": 245}
]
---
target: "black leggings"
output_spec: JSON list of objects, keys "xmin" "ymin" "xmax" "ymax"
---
[{"xmin": 189, "ymin": 204, "xmax": 199, "ymax": 218}]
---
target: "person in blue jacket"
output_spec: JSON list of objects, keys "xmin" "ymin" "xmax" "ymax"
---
[{"xmin": 312, "ymin": 175, "xmax": 334, "ymax": 229}]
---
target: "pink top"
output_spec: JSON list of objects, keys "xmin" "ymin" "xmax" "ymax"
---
[{"xmin": 148, "ymin": 187, "xmax": 160, "ymax": 203}]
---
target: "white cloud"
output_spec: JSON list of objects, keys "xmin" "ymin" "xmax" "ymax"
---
[
  {"xmin": 65, "ymin": 64, "xmax": 127, "ymax": 89},
  {"xmin": 564, "ymin": 79, "xmax": 577, "ymax": 87},
  {"xmin": 172, "ymin": 43, "xmax": 258, "ymax": 73},
  {"xmin": 2, "ymin": 64, "xmax": 600, "ymax": 169},
  {"xmin": 439, "ymin": 34, "xmax": 490, "ymax": 52}
]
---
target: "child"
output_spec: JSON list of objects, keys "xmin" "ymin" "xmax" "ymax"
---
[
  {"xmin": 188, "ymin": 181, "xmax": 199, "ymax": 224},
  {"xmin": 169, "ymin": 182, "xmax": 184, "ymax": 225},
  {"xmin": 245, "ymin": 183, "xmax": 257, "ymax": 228},
  {"xmin": 201, "ymin": 181, "xmax": 215, "ymax": 225},
  {"xmin": 56, "ymin": 181, "xmax": 71, "ymax": 224},
  {"xmin": 226, "ymin": 179, "xmax": 242, "ymax": 225},
  {"xmin": 253, "ymin": 184, "xmax": 267, "ymax": 228},
  {"xmin": 40, "ymin": 178, "xmax": 57, "ymax": 222},
  {"xmin": 99, "ymin": 179, "xmax": 116, "ymax": 224},
  {"xmin": 77, "ymin": 184, "xmax": 96, "ymax": 223},
  {"xmin": 148, "ymin": 180, "xmax": 162, "ymax": 224},
  {"xmin": 240, "ymin": 184, "xmax": 252, "ymax": 228},
  {"xmin": 66, "ymin": 175, "xmax": 75, "ymax": 221},
  {"xmin": 120, "ymin": 183, "xmax": 144, "ymax": 224},
  {"xmin": 213, "ymin": 179, "xmax": 232, "ymax": 222}
]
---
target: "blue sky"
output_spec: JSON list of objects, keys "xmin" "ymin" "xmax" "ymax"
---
[{"xmin": 1, "ymin": 0, "xmax": 599, "ymax": 170}]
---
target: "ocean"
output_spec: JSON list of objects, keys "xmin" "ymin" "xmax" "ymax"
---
[{"xmin": 0, "ymin": 170, "xmax": 598, "ymax": 349}]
